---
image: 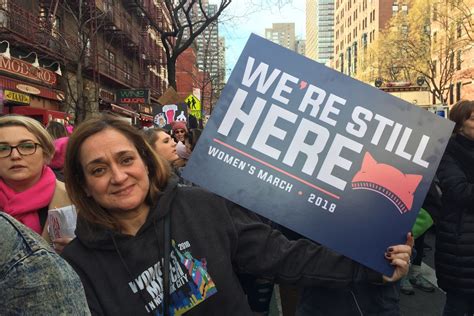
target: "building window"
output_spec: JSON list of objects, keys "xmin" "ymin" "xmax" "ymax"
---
[
  {"xmin": 457, "ymin": 22, "xmax": 462, "ymax": 38},
  {"xmin": 52, "ymin": 16, "xmax": 61, "ymax": 38},
  {"xmin": 450, "ymin": 51, "xmax": 455, "ymax": 70},
  {"xmin": 392, "ymin": 4, "xmax": 398, "ymax": 15},
  {"xmin": 105, "ymin": 49, "xmax": 116, "ymax": 76},
  {"xmin": 433, "ymin": 4, "xmax": 438, "ymax": 20},
  {"xmin": 456, "ymin": 82, "xmax": 462, "ymax": 101},
  {"xmin": 456, "ymin": 50, "xmax": 462, "ymax": 70},
  {"xmin": 449, "ymin": 84, "xmax": 454, "ymax": 104},
  {"xmin": 124, "ymin": 62, "xmax": 132, "ymax": 81}
]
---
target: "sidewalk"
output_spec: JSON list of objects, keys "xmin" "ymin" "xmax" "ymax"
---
[{"xmin": 400, "ymin": 229, "xmax": 445, "ymax": 316}]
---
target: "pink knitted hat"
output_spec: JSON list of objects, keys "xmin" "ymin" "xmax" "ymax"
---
[{"xmin": 49, "ymin": 137, "xmax": 69, "ymax": 169}]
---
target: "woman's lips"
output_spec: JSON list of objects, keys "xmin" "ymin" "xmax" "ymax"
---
[
  {"xmin": 10, "ymin": 165, "xmax": 26, "ymax": 170},
  {"xmin": 112, "ymin": 184, "xmax": 135, "ymax": 196}
]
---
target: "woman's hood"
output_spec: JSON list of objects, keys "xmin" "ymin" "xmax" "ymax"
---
[{"xmin": 74, "ymin": 176, "xmax": 179, "ymax": 250}]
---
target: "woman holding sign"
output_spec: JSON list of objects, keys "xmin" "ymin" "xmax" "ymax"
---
[
  {"xmin": 0, "ymin": 115, "xmax": 71, "ymax": 252},
  {"xmin": 61, "ymin": 116, "xmax": 412, "ymax": 315},
  {"xmin": 436, "ymin": 100, "xmax": 474, "ymax": 316}
]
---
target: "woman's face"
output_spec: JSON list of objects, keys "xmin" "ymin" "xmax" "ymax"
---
[
  {"xmin": 80, "ymin": 128, "xmax": 150, "ymax": 216},
  {"xmin": 460, "ymin": 111, "xmax": 474, "ymax": 141},
  {"xmin": 153, "ymin": 131, "xmax": 179, "ymax": 162},
  {"xmin": 174, "ymin": 128, "xmax": 187, "ymax": 142},
  {"xmin": 0, "ymin": 126, "xmax": 46, "ymax": 192}
]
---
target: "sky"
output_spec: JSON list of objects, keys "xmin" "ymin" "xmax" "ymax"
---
[{"xmin": 216, "ymin": 0, "xmax": 306, "ymax": 77}]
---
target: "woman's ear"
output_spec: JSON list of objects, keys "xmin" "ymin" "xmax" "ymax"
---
[{"xmin": 43, "ymin": 154, "xmax": 52, "ymax": 166}]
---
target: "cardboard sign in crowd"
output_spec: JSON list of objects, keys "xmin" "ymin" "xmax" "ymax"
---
[{"xmin": 182, "ymin": 34, "xmax": 454, "ymax": 275}]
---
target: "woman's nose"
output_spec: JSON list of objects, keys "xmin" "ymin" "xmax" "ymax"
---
[{"xmin": 110, "ymin": 165, "xmax": 128, "ymax": 183}]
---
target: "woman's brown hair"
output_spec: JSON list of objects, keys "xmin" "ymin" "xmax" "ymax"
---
[
  {"xmin": 142, "ymin": 127, "xmax": 169, "ymax": 146},
  {"xmin": 449, "ymin": 100, "xmax": 474, "ymax": 134},
  {"xmin": 64, "ymin": 115, "xmax": 171, "ymax": 230}
]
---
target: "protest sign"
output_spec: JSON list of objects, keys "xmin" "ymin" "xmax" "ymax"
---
[
  {"xmin": 182, "ymin": 34, "xmax": 454, "ymax": 275},
  {"xmin": 152, "ymin": 103, "xmax": 189, "ymax": 129}
]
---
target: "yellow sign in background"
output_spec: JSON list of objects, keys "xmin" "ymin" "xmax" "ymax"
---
[
  {"xmin": 185, "ymin": 94, "xmax": 201, "ymax": 119},
  {"xmin": 4, "ymin": 89, "xmax": 30, "ymax": 104}
]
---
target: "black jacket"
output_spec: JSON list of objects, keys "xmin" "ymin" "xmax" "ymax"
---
[
  {"xmin": 62, "ymin": 177, "xmax": 382, "ymax": 316},
  {"xmin": 435, "ymin": 134, "xmax": 474, "ymax": 295}
]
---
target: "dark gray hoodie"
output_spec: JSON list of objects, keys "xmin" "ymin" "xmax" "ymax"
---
[{"xmin": 62, "ymin": 177, "xmax": 382, "ymax": 315}]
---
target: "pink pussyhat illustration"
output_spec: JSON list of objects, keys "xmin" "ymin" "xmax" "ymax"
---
[
  {"xmin": 351, "ymin": 152, "xmax": 423, "ymax": 214},
  {"xmin": 162, "ymin": 104, "xmax": 178, "ymax": 124}
]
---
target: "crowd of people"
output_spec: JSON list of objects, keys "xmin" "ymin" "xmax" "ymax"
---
[{"xmin": 0, "ymin": 99, "xmax": 473, "ymax": 315}]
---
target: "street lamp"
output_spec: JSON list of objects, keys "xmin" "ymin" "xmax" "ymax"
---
[
  {"xmin": 43, "ymin": 61, "xmax": 63, "ymax": 76},
  {"xmin": 0, "ymin": 40, "xmax": 11, "ymax": 59},
  {"xmin": 19, "ymin": 51, "xmax": 40, "ymax": 68}
]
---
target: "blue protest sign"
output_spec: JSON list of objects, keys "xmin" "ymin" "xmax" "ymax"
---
[{"xmin": 182, "ymin": 34, "xmax": 454, "ymax": 275}]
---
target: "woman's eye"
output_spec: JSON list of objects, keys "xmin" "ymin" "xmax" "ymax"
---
[
  {"xmin": 91, "ymin": 167, "xmax": 105, "ymax": 176},
  {"xmin": 122, "ymin": 157, "xmax": 134, "ymax": 165}
]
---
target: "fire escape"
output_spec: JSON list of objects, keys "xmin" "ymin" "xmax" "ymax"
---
[
  {"xmin": 123, "ymin": 0, "xmax": 171, "ymax": 100},
  {"xmin": 0, "ymin": 0, "xmax": 65, "ymax": 64}
]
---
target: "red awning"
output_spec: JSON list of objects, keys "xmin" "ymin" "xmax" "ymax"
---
[
  {"xmin": 9, "ymin": 106, "xmax": 68, "ymax": 125},
  {"xmin": 139, "ymin": 113, "xmax": 154, "ymax": 122},
  {"xmin": 0, "ymin": 75, "xmax": 65, "ymax": 101},
  {"xmin": 111, "ymin": 103, "xmax": 139, "ymax": 117}
]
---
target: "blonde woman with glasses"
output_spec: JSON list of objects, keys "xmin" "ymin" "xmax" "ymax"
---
[{"xmin": 0, "ymin": 115, "xmax": 72, "ymax": 252}]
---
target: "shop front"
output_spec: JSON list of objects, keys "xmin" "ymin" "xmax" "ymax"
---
[{"xmin": 0, "ymin": 55, "xmax": 66, "ymax": 125}]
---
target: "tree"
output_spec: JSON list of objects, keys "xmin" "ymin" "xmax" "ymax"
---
[
  {"xmin": 43, "ymin": 0, "xmax": 109, "ymax": 124},
  {"xmin": 357, "ymin": 0, "xmax": 473, "ymax": 105},
  {"xmin": 132, "ymin": 0, "xmax": 231, "ymax": 90},
  {"xmin": 133, "ymin": 0, "xmax": 293, "ymax": 91}
]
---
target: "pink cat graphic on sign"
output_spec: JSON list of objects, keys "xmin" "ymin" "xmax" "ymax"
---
[{"xmin": 351, "ymin": 152, "xmax": 423, "ymax": 214}]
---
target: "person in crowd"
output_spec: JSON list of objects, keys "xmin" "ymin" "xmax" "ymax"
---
[
  {"xmin": 0, "ymin": 115, "xmax": 71, "ymax": 252},
  {"xmin": 400, "ymin": 175, "xmax": 442, "ymax": 295},
  {"xmin": 187, "ymin": 128, "xmax": 202, "ymax": 152},
  {"xmin": 170, "ymin": 121, "xmax": 191, "ymax": 167},
  {"xmin": 46, "ymin": 121, "xmax": 70, "ymax": 180},
  {"xmin": 175, "ymin": 127, "xmax": 203, "ymax": 165},
  {"xmin": 143, "ymin": 127, "xmax": 180, "ymax": 165},
  {"xmin": 46, "ymin": 120, "xmax": 69, "ymax": 140},
  {"xmin": 435, "ymin": 100, "xmax": 474, "ymax": 316},
  {"xmin": 0, "ymin": 212, "xmax": 90, "ymax": 315},
  {"xmin": 171, "ymin": 120, "xmax": 188, "ymax": 144},
  {"xmin": 142, "ymin": 127, "xmax": 192, "ymax": 185},
  {"xmin": 61, "ymin": 116, "xmax": 412, "ymax": 315},
  {"xmin": 49, "ymin": 137, "xmax": 69, "ymax": 182}
]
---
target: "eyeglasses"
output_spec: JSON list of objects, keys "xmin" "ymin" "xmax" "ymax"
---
[
  {"xmin": 0, "ymin": 142, "xmax": 42, "ymax": 158},
  {"xmin": 175, "ymin": 130, "xmax": 186, "ymax": 134}
]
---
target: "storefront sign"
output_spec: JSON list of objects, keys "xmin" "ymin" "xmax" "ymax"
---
[
  {"xmin": 152, "ymin": 103, "xmax": 188, "ymax": 129},
  {"xmin": 4, "ymin": 89, "xmax": 30, "ymax": 104},
  {"xmin": 99, "ymin": 88, "xmax": 115, "ymax": 102},
  {"xmin": 117, "ymin": 89, "xmax": 150, "ymax": 104},
  {"xmin": 0, "ymin": 75, "xmax": 64, "ymax": 101},
  {"xmin": 0, "ymin": 56, "xmax": 57, "ymax": 85},
  {"xmin": 183, "ymin": 34, "xmax": 455, "ymax": 275}
]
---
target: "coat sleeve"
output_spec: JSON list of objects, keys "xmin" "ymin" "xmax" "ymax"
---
[
  {"xmin": 226, "ymin": 201, "xmax": 382, "ymax": 288},
  {"xmin": 437, "ymin": 152, "xmax": 474, "ymax": 208}
]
